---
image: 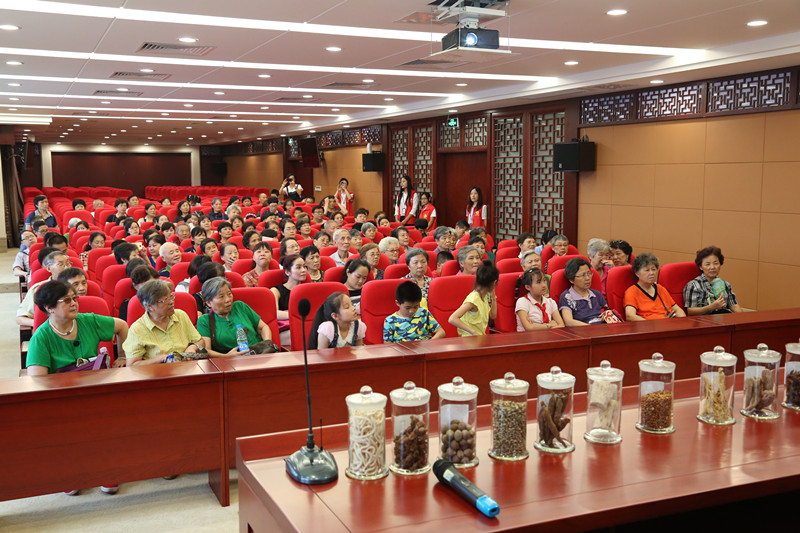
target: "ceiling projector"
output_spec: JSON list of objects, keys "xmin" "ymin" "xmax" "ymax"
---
[{"xmin": 435, "ymin": 1, "xmax": 504, "ymax": 51}]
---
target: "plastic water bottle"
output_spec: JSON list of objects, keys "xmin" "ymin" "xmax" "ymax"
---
[{"xmin": 236, "ymin": 324, "xmax": 249, "ymax": 353}]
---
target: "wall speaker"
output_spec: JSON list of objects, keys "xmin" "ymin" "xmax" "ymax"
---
[
  {"xmin": 553, "ymin": 142, "xmax": 596, "ymax": 172},
  {"xmin": 362, "ymin": 152, "xmax": 385, "ymax": 172}
]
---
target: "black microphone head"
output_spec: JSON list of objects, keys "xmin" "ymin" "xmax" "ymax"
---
[
  {"xmin": 298, "ymin": 298, "xmax": 311, "ymax": 318},
  {"xmin": 432, "ymin": 459, "xmax": 452, "ymax": 483}
]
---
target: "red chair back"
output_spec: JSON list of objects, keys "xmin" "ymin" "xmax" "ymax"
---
[
  {"xmin": 540, "ymin": 244, "xmax": 580, "ymax": 268},
  {"xmin": 323, "ymin": 266, "xmax": 345, "ymax": 283},
  {"xmin": 126, "ymin": 293, "xmax": 198, "ymax": 326},
  {"xmin": 606, "ymin": 265, "xmax": 637, "ymax": 318},
  {"xmin": 288, "ymin": 282, "xmax": 348, "ymax": 352},
  {"xmin": 413, "ymin": 241, "xmax": 437, "ymax": 252},
  {"xmin": 494, "ymin": 272, "xmax": 522, "ymax": 333},
  {"xmin": 496, "ymin": 258, "xmax": 523, "ymax": 274},
  {"xmin": 427, "ymin": 275, "xmax": 476, "ymax": 338},
  {"xmin": 30, "ymin": 268, "xmax": 51, "ymax": 286},
  {"xmin": 101, "ymin": 264, "xmax": 127, "ymax": 309},
  {"xmin": 257, "ymin": 270, "xmax": 286, "ymax": 289},
  {"xmin": 548, "ymin": 268, "xmax": 602, "ymax": 305},
  {"xmin": 318, "ymin": 256, "xmax": 336, "ymax": 272},
  {"xmin": 497, "ymin": 239, "xmax": 519, "ymax": 250},
  {"xmin": 225, "ymin": 271, "xmax": 246, "ymax": 288},
  {"xmin": 361, "ymin": 279, "xmax": 406, "ymax": 345},
  {"xmin": 168, "ymin": 262, "xmax": 192, "ymax": 286},
  {"xmin": 658, "ymin": 262, "xmax": 699, "ymax": 309},
  {"xmin": 495, "ymin": 247, "xmax": 521, "ymax": 262},
  {"xmin": 440, "ymin": 260, "xmax": 461, "ymax": 277},
  {"xmin": 383, "ymin": 264, "xmax": 410, "ymax": 279},
  {"xmin": 61, "ymin": 209, "xmax": 94, "ymax": 231},
  {"xmin": 86, "ymin": 279, "xmax": 102, "ymax": 297},
  {"xmin": 87, "ymin": 248, "xmax": 112, "ymax": 280},
  {"xmin": 231, "ymin": 287, "xmax": 280, "ymax": 350},
  {"xmin": 113, "ymin": 277, "xmax": 136, "ymax": 316},
  {"xmin": 546, "ymin": 254, "xmax": 589, "ymax": 275}
]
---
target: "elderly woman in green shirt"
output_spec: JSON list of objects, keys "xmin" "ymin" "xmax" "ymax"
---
[
  {"xmin": 195, "ymin": 277, "xmax": 273, "ymax": 356},
  {"xmin": 123, "ymin": 279, "xmax": 204, "ymax": 365}
]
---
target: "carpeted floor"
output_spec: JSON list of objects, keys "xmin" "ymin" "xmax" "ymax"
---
[{"xmin": 0, "ymin": 250, "xmax": 238, "ymax": 532}]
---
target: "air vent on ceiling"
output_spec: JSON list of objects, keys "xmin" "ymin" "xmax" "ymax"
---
[
  {"xmin": 397, "ymin": 58, "xmax": 469, "ymax": 70},
  {"xmin": 323, "ymin": 82, "xmax": 373, "ymax": 89},
  {"xmin": 111, "ymin": 71, "xmax": 171, "ymax": 81},
  {"xmin": 586, "ymin": 84, "xmax": 633, "ymax": 91},
  {"xmin": 276, "ymin": 97, "xmax": 306, "ymax": 101},
  {"xmin": 72, "ymin": 111, "xmax": 109, "ymax": 116},
  {"xmin": 137, "ymin": 42, "xmax": 216, "ymax": 57},
  {"xmin": 93, "ymin": 90, "xmax": 144, "ymax": 96}
]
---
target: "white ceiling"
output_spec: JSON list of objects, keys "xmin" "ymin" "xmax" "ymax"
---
[{"xmin": 1, "ymin": 0, "xmax": 799, "ymax": 146}]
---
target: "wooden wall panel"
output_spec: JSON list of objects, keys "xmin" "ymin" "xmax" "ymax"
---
[{"xmin": 51, "ymin": 152, "xmax": 190, "ymax": 197}]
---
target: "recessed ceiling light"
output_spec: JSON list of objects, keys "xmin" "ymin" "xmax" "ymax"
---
[
  {"xmin": 188, "ymin": 137, "xmax": 194, "ymax": 140},
  {"xmin": 157, "ymin": 134, "xmax": 162, "ymax": 137},
  {"xmin": 0, "ymin": 24, "xmax": 21, "ymax": 31},
  {"xmin": 104, "ymin": 136, "xmax": 109, "ymax": 139},
  {"xmin": 186, "ymin": 126, "xmax": 192, "ymax": 129},
  {"xmin": 5, "ymin": 60, "xmax": 22, "ymax": 65},
  {"xmin": 747, "ymin": 20, "xmax": 768, "ymax": 27},
  {"xmin": 67, "ymin": 128, "xmax": 73, "ymax": 131},
  {"xmin": 237, "ymin": 127, "xmax": 244, "ymax": 130},
  {"xmin": 178, "ymin": 37, "xmax": 198, "ymax": 43},
  {"xmin": 89, "ymin": 110, "xmax": 97, "ymax": 114},
  {"xmin": 448, "ymin": 109, "xmax": 458, "ymax": 113},
  {"xmin": 147, "ymin": 136, "xmax": 153, "ymax": 139},
  {"xmin": 201, "ymin": 134, "xmax": 207, "ymax": 138},
  {"xmin": 120, "ymin": 129, "xmax": 126, "ymax": 132},
  {"xmin": 170, "ymin": 130, "xmax": 177, "ymax": 133},
  {"xmin": 206, "ymin": 121, "xmax": 213, "ymax": 124},
  {"xmin": 110, "ymin": 133, "xmax": 116, "ymax": 136},
  {"xmin": 101, "ymin": 101, "xmax": 110, "ymax": 104},
  {"xmin": 258, "ymin": 74, "xmax": 271, "ymax": 79},
  {"xmin": 56, "ymin": 142, "xmax": 61, "ymax": 144},
  {"xmin": 72, "ymin": 124, "xmax": 79, "ymax": 127},
  {"xmin": 101, "ymin": 142, "xmax": 106, "ymax": 145},
  {"xmin": 186, "ymin": 144, "xmax": 190, "ymax": 146},
  {"xmin": 650, "ymin": 79, "xmax": 664, "ymax": 84},
  {"xmin": 214, "ymin": 91, "xmax": 225, "ymax": 95},
  {"xmin": 131, "ymin": 125, "xmax": 137, "ymax": 127},
  {"xmin": 23, "ymin": 129, "xmax": 30, "ymax": 132},
  {"xmin": 564, "ymin": 60, "xmax": 579, "ymax": 66},
  {"xmin": 326, "ymin": 46, "xmax": 341, "ymax": 52},
  {"xmin": 146, "ymin": 119, "xmax": 153, "ymax": 122},
  {"xmin": 8, "ymin": 83, "xmax": 20, "ymax": 87},
  {"xmin": 362, "ymin": 79, "xmax": 374, "ymax": 83},
  {"xmin": 280, "ymin": 134, "xmax": 286, "ymax": 137},
  {"xmin": 229, "ymin": 114, "xmax": 237, "ymax": 117},
  {"xmin": 144, "ymin": 143, "xmax": 149, "ymax": 146},
  {"xmin": 139, "ymin": 68, "xmax": 154, "ymax": 73},
  {"xmin": 606, "ymin": 9, "xmax": 627, "ymax": 16},
  {"xmin": 344, "ymin": 125, "xmax": 350, "ymax": 128},
  {"xmin": 9, "ymin": 97, "xmax": 19, "ymax": 101},
  {"xmin": 310, "ymin": 130, "xmax": 316, "ymax": 133},
  {"xmin": 260, "ymin": 106, "xmax": 269, "ymax": 110},
  {"xmin": 291, "ymin": 116, "xmax": 299, "ymax": 120},
  {"xmin": 217, "ymin": 131, "xmax": 223, "ymax": 134},
  {"xmin": 81, "ymin": 118, "xmax": 88, "ymax": 121},
  {"xmin": 331, "ymin": 108, "xmax": 340, "ymax": 112},
  {"xmin": 384, "ymin": 98, "xmax": 394, "ymax": 101},
  {"xmin": 161, "ymin": 112, "xmax": 169, "ymax": 116},
  {"xmin": 256, "ymin": 138, "xmax": 262, "ymax": 140},
  {"xmin": 455, "ymin": 83, "xmax": 468, "ymax": 87},
  {"xmin": 62, "ymin": 132, "xmax": 69, "ymax": 135},
  {"xmin": 8, "ymin": 108, "xmax": 17, "ymax": 111},
  {"xmin": 261, "ymin": 122, "xmax": 269, "ymax": 125},
  {"xmin": 302, "ymin": 95, "xmax": 313, "ymax": 99},
  {"xmin": 184, "ymin": 104, "xmax": 193, "ymax": 107},
  {"xmin": 237, "ymin": 140, "xmax": 242, "ymax": 143}
]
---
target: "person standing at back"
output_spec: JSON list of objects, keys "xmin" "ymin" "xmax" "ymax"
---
[{"xmin": 466, "ymin": 187, "xmax": 487, "ymax": 229}]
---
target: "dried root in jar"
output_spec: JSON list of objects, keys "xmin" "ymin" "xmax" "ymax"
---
[
  {"xmin": 589, "ymin": 380, "xmax": 619, "ymax": 431},
  {"xmin": 744, "ymin": 368, "xmax": 776, "ymax": 413},
  {"xmin": 537, "ymin": 392, "xmax": 570, "ymax": 448},
  {"xmin": 348, "ymin": 409, "xmax": 386, "ymax": 477},
  {"xmin": 700, "ymin": 368, "xmax": 732, "ymax": 423},
  {"xmin": 786, "ymin": 370, "xmax": 800, "ymax": 407}
]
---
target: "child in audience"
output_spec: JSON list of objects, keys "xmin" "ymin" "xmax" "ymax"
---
[
  {"xmin": 436, "ymin": 250, "xmax": 454, "ymax": 275},
  {"xmin": 449, "ymin": 260, "xmax": 498, "ymax": 336},
  {"xmin": 516, "ymin": 268, "xmax": 564, "ymax": 331},
  {"xmin": 308, "ymin": 292, "xmax": 366, "ymax": 349},
  {"xmin": 384, "ymin": 281, "xmax": 445, "ymax": 343}
]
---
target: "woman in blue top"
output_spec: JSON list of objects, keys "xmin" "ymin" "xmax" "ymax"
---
[{"xmin": 27, "ymin": 281, "xmax": 128, "ymax": 375}]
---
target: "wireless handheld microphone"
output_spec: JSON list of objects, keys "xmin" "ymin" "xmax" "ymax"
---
[{"xmin": 432, "ymin": 460, "xmax": 499, "ymax": 518}]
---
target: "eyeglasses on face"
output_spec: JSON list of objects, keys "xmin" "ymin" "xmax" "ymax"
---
[
  {"xmin": 156, "ymin": 294, "xmax": 176, "ymax": 304},
  {"xmin": 57, "ymin": 296, "xmax": 78, "ymax": 305}
]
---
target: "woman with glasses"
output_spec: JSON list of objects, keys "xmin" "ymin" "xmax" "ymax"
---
[
  {"xmin": 123, "ymin": 279, "xmax": 203, "ymax": 365},
  {"xmin": 27, "ymin": 280, "xmax": 129, "ymax": 375},
  {"xmin": 558, "ymin": 258, "xmax": 608, "ymax": 326}
]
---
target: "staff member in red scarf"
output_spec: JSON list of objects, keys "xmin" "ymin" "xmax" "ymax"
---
[
  {"xmin": 466, "ymin": 187, "xmax": 487, "ymax": 228},
  {"xmin": 393, "ymin": 175, "xmax": 418, "ymax": 226},
  {"xmin": 417, "ymin": 192, "xmax": 437, "ymax": 231},
  {"xmin": 335, "ymin": 178, "xmax": 354, "ymax": 216}
]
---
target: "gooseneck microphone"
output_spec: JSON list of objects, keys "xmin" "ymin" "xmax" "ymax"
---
[
  {"xmin": 285, "ymin": 297, "xmax": 338, "ymax": 485},
  {"xmin": 433, "ymin": 460, "xmax": 499, "ymax": 518}
]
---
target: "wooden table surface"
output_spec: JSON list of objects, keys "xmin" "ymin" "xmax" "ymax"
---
[{"xmin": 237, "ymin": 379, "xmax": 800, "ymax": 532}]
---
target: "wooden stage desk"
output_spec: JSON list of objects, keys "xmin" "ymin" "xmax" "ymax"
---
[
  {"xmin": 237, "ymin": 378, "xmax": 800, "ymax": 533},
  {"xmin": 0, "ymin": 362, "xmax": 229, "ymax": 506}
]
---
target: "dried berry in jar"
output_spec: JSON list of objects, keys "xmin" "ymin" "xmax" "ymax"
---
[
  {"xmin": 440, "ymin": 419, "xmax": 476, "ymax": 464},
  {"xmin": 393, "ymin": 415, "xmax": 428, "ymax": 472}
]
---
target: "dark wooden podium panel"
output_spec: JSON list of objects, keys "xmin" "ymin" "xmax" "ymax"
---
[
  {"xmin": 212, "ymin": 344, "xmax": 422, "ymax": 466},
  {"xmin": 402, "ymin": 329, "xmax": 590, "ymax": 404},
  {"xmin": 560, "ymin": 317, "xmax": 732, "ymax": 381},
  {"xmin": 696, "ymin": 308, "xmax": 800, "ymax": 367},
  {"xmin": 237, "ymin": 381, "xmax": 800, "ymax": 533},
  {"xmin": 0, "ymin": 362, "xmax": 229, "ymax": 506}
]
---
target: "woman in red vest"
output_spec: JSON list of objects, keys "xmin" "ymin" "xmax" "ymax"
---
[
  {"xmin": 417, "ymin": 192, "xmax": 437, "ymax": 231},
  {"xmin": 393, "ymin": 175, "xmax": 418, "ymax": 226},
  {"xmin": 335, "ymin": 178, "xmax": 354, "ymax": 216},
  {"xmin": 466, "ymin": 186, "xmax": 487, "ymax": 228}
]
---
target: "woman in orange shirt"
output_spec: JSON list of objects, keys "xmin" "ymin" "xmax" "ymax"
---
[{"xmin": 623, "ymin": 253, "xmax": 685, "ymax": 321}]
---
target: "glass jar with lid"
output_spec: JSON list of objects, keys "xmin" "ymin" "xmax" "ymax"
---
[
  {"xmin": 585, "ymin": 360, "xmax": 624, "ymax": 444},
  {"xmin": 784, "ymin": 343, "xmax": 800, "ymax": 411},
  {"xmin": 438, "ymin": 376, "xmax": 479, "ymax": 468},
  {"xmin": 488, "ymin": 372, "xmax": 529, "ymax": 461},
  {"xmin": 636, "ymin": 353, "xmax": 676, "ymax": 434},
  {"xmin": 345, "ymin": 385, "xmax": 389, "ymax": 480},
  {"xmin": 534, "ymin": 366, "xmax": 576, "ymax": 454},
  {"xmin": 697, "ymin": 346, "xmax": 737, "ymax": 425},
  {"xmin": 389, "ymin": 381, "xmax": 431, "ymax": 475},
  {"xmin": 741, "ymin": 343, "xmax": 781, "ymax": 420}
]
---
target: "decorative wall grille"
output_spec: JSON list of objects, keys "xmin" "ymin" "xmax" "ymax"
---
[
  {"xmin": 580, "ymin": 93, "xmax": 635, "ymax": 124},
  {"xmin": 390, "ymin": 128, "xmax": 410, "ymax": 198},
  {"xmin": 638, "ymin": 84, "xmax": 703, "ymax": 119},
  {"xmin": 412, "ymin": 125, "xmax": 433, "ymax": 194},
  {"xmin": 530, "ymin": 111, "xmax": 565, "ymax": 238},
  {"xmin": 708, "ymin": 71, "xmax": 791, "ymax": 112},
  {"xmin": 464, "ymin": 116, "xmax": 488, "ymax": 147},
  {"xmin": 438, "ymin": 121, "xmax": 461, "ymax": 149},
  {"xmin": 492, "ymin": 116, "xmax": 523, "ymax": 241}
]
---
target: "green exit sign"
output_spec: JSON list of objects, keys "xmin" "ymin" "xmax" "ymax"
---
[{"xmin": 447, "ymin": 116, "xmax": 459, "ymax": 128}]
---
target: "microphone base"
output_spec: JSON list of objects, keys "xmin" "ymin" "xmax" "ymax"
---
[{"xmin": 285, "ymin": 446, "xmax": 339, "ymax": 485}]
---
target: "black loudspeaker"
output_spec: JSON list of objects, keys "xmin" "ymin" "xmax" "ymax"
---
[
  {"xmin": 553, "ymin": 142, "xmax": 596, "ymax": 172},
  {"xmin": 212, "ymin": 161, "xmax": 228, "ymax": 176},
  {"xmin": 362, "ymin": 152, "xmax": 385, "ymax": 172}
]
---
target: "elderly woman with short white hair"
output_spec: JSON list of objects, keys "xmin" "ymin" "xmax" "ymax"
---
[
  {"xmin": 378, "ymin": 236, "xmax": 400, "ymax": 265},
  {"xmin": 587, "ymin": 238, "xmax": 613, "ymax": 297},
  {"xmin": 123, "ymin": 279, "xmax": 203, "ymax": 365}
]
